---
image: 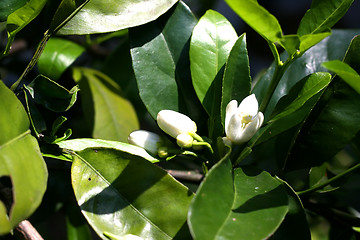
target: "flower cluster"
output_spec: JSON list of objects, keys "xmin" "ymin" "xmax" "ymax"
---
[{"xmin": 128, "ymin": 94, "xmax": 263, "ymax": 157}]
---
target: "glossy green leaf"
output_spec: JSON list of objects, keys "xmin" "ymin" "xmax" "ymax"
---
[
  {"xmin": 71, "ymin": 148, "xmax": 193, "ymax": 239},
  {"xmin": 130, "ymin": 2, "xmax": 201, "ymax": 120},
  {"xmin": 322, "ymin": 60, "xmax": 360, "ymax": 94},
  {"xmin": 221, "ymin": 33, "xmax": 251, "ymax": 127},
  {"xmin": 253, "ymin": 30, "xmax": 360, "ymax": 118},
  {"xmin": 23, "ymin": 89, "xmax": 46, "ymax": 138},
  {"xmin": 0, "ymin": 0, "xmax": 26, "ymax": 21},
  {"xmin": 3, "ymin": 0, "xmax": 47, "ymax": 55},
  {"xmin": 49, "ymin": 0, "xmax": 88, "ymax": 34},
  {"xmin": 24, "ymin": 75, "xmax": 79, "ymax": 112},
  {"xmin": 251, "ymin": 72, "xmax": 331, "ymax": 146},
  {"xmin": 297, "ymin": 0, "xmax": 354, "ymax": 36},
  {"xmin": 57, "ymin": 0, "xmax": 178, "ymax": 35},
  {"xmin": 58, "ymin": 138, "xmax": 159, "ymax": 163},
  {"xmin": 225, "ymin": 0, "xmax": 282, "ymax": 43},
  {"xmin": 280, "ymin": 35, "xmax": 300, "ymax": 55},
  {"xmin": 73, "ymin": 67, "xmax": 139, "ymax": 142},
  {"xmin": 0, "ymin": 81, "xmax": 48, "ymax": 234},
  {"xmin": 273, "ymin": 179, "xmax": 311, "ymax": 240},
  {"xmin": 190, "ymin": 10, "xmax": 237, "ymax": 116},
  {"xmin": 188, "ymin": 156, "xmax": 288, "ymax": 240},
  {"xmin": 309, "ymin": 163, "xmax": 328, "ymax": 188},
  {"xmin": 38, "ymin": 38, "xmax": 85, "ymax": 80},
  {"xmin": 288, "ymin": 35, "xmax": 360, "ymax": 169},
  {"xmin": 299, "ymin": 31, "xmax": 332, "ymax": 53}
]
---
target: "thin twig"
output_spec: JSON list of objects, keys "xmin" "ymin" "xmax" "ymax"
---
[
  {"xmin": 166, "ymin": 169, "xmax": 203, "ymax": 182},
  {"xmin": 15, "ymin": 220, "xmax": 44, "ymax": 240}
]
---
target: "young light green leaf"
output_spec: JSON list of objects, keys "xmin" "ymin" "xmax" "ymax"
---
[
  {"xmin": 71, "ymin": 148, "xmax": 193, "ymax": 239},
  {"xmin": 297, "ymin": 0, "xmax": 354, "ymax": 36},
  {"xmin": 130, "ymin": 2, "xmax": 201, "ymax": 120},
  {"xmin": 188, "ymin": 156, "xmax": 288, "ymax": 240},
  {"xmin": 225, "ymin": 0, "xmax": 282, "ymax": 43},
  {"xmin": 24, "ymin": 75, "xmax": 79, "ymax": 112},
  {"xmin": 37, "ymin": 38, "xmax": 85, "ymax": 80},
  {"xmin": 57, "ymin": 0, "xmax": 178, "ymax": 35},
  {"xmin": 58, "ymin": 138, "xmax": 159, "ymax": 163},
  {"xmin": 190, "ymin": 10, "xmax": 237, "ymax": 116},
  {"xmin": 221, "ymin": 33, "xmax": 251, "ymax": 127},
  {"xmin": 322, "ymin": 60, "xmax": 360, "ymax": 94},
  {"xmin": 0, "ymin": 81, "xmax": 48, "ymax": 235},
  {"xmin": 299, "ymin": 31, "xmax": 332, "ymax": 53},
  {"xmin": 73, "ymin": 67, "xmax": 139, "ymax": 142}
]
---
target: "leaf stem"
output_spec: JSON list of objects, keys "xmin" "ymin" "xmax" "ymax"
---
[
  {"xmin": 297, "ymin": 161, "xmax": 360, "ymax": 196},
  {"xmin": 10, "ymin": 31, "xmax": 50, "ymax": 92}
]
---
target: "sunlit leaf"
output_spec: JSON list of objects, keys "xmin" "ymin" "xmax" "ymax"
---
[
  {"xmin": 0, "ymin": 81, "xmax": 48, "ymax": 234},
  {"xmin": 72, "ymin": 148, "xmax": 193, "ymax": 239}
]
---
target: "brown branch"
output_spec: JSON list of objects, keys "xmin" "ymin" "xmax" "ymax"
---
[
  {"xmin": 167, "ymin": 170, "xmax": 203, "ymax": 182},
  {"xmin": 15, "ymin": 220, "xmax": 44, "ymax": 240}
]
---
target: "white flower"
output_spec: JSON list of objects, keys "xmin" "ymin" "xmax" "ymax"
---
[
  {"xmin": 224, "ymin": 94, "xmax": 264, "ymax": 145},
  {"xmin": 157, "ymin": 110, "xmax": 197, "ymax": 138},
  {"xmin": 128, "ymin": 130, "xmax": 162, "ymax": 154},
  {"xmin": 176, "ymin": 133, "xmax": 194, "ymax": 148}
]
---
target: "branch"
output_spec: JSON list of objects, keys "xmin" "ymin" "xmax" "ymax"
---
[
  {"xmin": 166, "ymin": 170, "xmax": 203, "ymax": 182},
  {"xmin": 15, "ymin": 220, "xmax": 44, "ymax": 240}
]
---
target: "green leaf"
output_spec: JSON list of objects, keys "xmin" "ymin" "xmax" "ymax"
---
[
  {"xmin": 3, "ymin": 0, "xmax": 47, "ymax": 55},
  {"xmin": 58, "ymin": 138, "xmax": 159, "ymax": 163},
  {"xmin": 0, "ymin": 0, "xmax": 26, "ymax": 21},
  {"xmin": 251, "ymin": 72, "xmax": 332, "ymax": 146},
  {"xmin": 37, "ymin": 38, "xmax": 85, "ymax": 80},
  {"xmin": 225, "ymin": 0, "xmax": 282, "ymax": 43},
  {"xmin": 24, "ymin": 75, "xmax": 79, "ymax": 112},
  {"xmin": 66, "ymin": 202, "xmax": 92, "ymax": 240},
  {"xmin": 56, "ymin": 0, "xmax": 178, "ymax": 35},
  {"xmin": 299, "ymin": 31, "xmax": 332, "ymax": 53},
  {"xmin": 322, "ymin": 60, "xmax": 360, "ymax": 94},
  {"xmin": 309, "ymin": 163, "xmax": 328, "ymax": 188},
  {"xmin": 288, "ymin": 35, "xmax": 360, "ymax": 169},
  {"xmin": 71, "ymin": 148, "xmax": 193, "ymax": 239},
  {"xmin": 190, "ymin": 10, "xmax": 237, "ymax": 116},
  {"xmin": 130, "ymin": 2, "xmax": 201, "ymax": 120},
  {"xmin": 188, "ymin": 156, "xmax": 288, "ymax": 240},
  {"xmin": 0, "ymin": 81, "xmax": 48, "ymax": 234},
  {"xmin": 73, "ymin": 67, "xmax": 139, "ymax": 142},
  {"xmin": 253, "ymin": 30, "xmax": 360, "ymax": 118},
  {"xmin": 273, "ymin": 178, "xmax": 311, "ymax": 240},
  {"xmin": 297, "ymin": 0, "xmax": 354, "ymax": 36},
  {"xmin": 221, "ymin": 33, "xmax": 251, "ymax": 127},
  {"xmin": 23, "ymin": 89, "xmax": 47, "ymax": 138},
  {"xmin": 280, "ymin": 35, "xmax": 300, "ymax": 55}
]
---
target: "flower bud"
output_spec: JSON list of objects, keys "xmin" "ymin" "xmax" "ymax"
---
[
  {"xmin": 157, "ymin": 110, "xmax": 197, "ymax": 138},
  {"xmin": 224, "ymin": 94, "xmax": 264, "ymax": 145},
  {"xmin": 128, "ymin": 130, "xmax": 162, "ymax": 155},
  {"xmin": 176, "ymin": 133, "xmax": 194, "ymax": 148}
]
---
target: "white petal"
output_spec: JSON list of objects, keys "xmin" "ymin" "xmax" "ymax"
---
[
  {"xmin": 225, "ymin": 113, "xmax": 245, "ymax": 144},
  {"xmin": 237, "ymin": 94, "xmax": 259, "ymax": 117},
  {"xmin": 157, "ymin": 110, "xmax": 197, "ymax": 138},
  {"xmin": 225, "ymin": 100, "xmax": 238, "ymax": 133},
  {"xmin": 128, "ymin": 130, "xmax": 161, "ymax": 154},
  {"xmin": 234, "ymin": 113, "xmax": 263, "ymax": 144}
]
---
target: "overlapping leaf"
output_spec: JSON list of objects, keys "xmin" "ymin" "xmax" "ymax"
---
[
  {"xmin": 188, "ymin": 156, "xmax": 288, "ymax": 240},
  {"xmin": 0, "ymin": 81, "xmax": 48, "ymax": 234},
  {"xmin": 73, "ymin": 67, "xmax": 139, "ymax": 142},
  {"xmin": 71, "ymin": 148, "xmax": 193, "ymax": 239}
]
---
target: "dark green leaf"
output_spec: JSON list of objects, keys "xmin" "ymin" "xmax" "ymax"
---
[
  {"xmin": 188, "ymin": 156, "xmax": 288, "ymax": 240},
  {"xmin": 0, "ymin": 81, "xmax": 48, "ymax": 234},
  {"xmin": 71, "ymin": 148, "xmax": 193, "ymax": 239},
  {"xmin": 130, "ymin": 2, "xmax": 201, "ymax": 120},
  {"xmin": 288, "ymin": 35, "xmax": 360, "ymax": 169},
  {"xmin": 25, "ymin": 75, "xmax": 79, "ymax": 112},
  {"xmin": 225, "ymin": 0, "xmax": 282, "ymax": 43},
  {"xmin": 66, "ymin": 201, "xmax": 92, "ymax": 240},
  {"xmin": 297, "ymin": 0, "xmax": 354, "ymax": 36},
  {"xmin": 73, "ymin": 67, "xmax": 139, "ymax": 142},
  {"xmin": 23, "ymin": 89, "xmax": 47, "ymax": 138},
  {"xmin": 309, "ymin": 163, "xmax": 328, "ymax": 188},
  {"xmin": 322, "ymin": 60, "xmax": 360, "ymax": 94},
  {"xmin": 56, "ymin": 0, "xmax": 178, "ymax": 35},
  {"xmin": 37, "ymin": 38, "xmax": 85, "ymax": 80},
  {"xmin": 221, "ymin": 33, "xmax": 251, "ymax": 127},
  {"xmin": 58, "ymin": 138, "xmax": 159, "ymax": 163},
  {"xmin": 0, "ymin": 0, "xmax": 26, "ymax": 21},
  {"xmin": 190, "ymin": 10, "xmax": 237, "ymax": 116},
  {"xmin": 253, "ymin": 30, "xmax": 360, "ymax": 118}
]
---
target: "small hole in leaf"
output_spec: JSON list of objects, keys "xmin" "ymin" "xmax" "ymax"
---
[
  {"xmin": 88, "ymin": 177, "xmax": 91, "ymax": 181},
  {"xmin": 0, "ymin": 176, "xmax": 14, "ymax": 216}
]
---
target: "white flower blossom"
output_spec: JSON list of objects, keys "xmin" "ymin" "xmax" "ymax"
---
[
  {"xmin": 128, "ymin": 130, "xmax": 162, "ymax": 154},
  {"xmin": 157, "ymin": 110, "xmax": 197, "ymax": 138},
  {"xmin": 224, "ymin": 94, "xmax": 264, "ymax": 145}
]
